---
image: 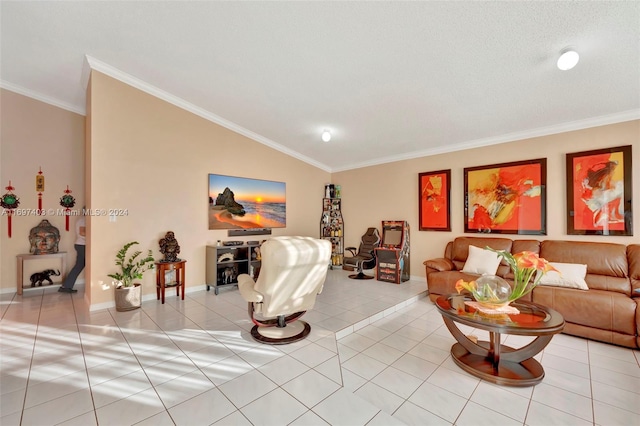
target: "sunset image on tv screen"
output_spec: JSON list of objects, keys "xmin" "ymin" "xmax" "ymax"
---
[{"xmin": 208, "ymin": 174, "xmax": 286, "ymax": 230}]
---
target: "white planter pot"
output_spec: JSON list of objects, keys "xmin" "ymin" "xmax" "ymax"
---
[{"xmin": 115, "ymin": 283, "xmax": 142, "ymax": 312}]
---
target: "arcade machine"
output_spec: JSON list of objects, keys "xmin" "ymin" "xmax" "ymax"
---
[{"xmin": 375, "ymin": 221, "xmax": 410, "ymax": 283}]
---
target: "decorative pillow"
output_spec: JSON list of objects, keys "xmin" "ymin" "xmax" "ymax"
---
[
  {"xmin": 461, "ymin": 246, "xmax": 501, "ymax": 275},
  {"xmin": 539, "ymin": 262, "xmax": 589, "ymax": 290}
]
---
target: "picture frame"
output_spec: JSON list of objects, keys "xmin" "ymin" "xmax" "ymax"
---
[
  {"xmin": 164, "ymin": 269, "xmax": 176, "ymax": 285},
  {"xmin": 464, "ymin": 158, "xmax": 547, "ymax": 234},
  {"xmin": 418, "ymin": 169, "xmax": 451, "ymax": 231},
  {"xmin": 566, "ymin": 145, "xmax": 633, "ymax": 236}
]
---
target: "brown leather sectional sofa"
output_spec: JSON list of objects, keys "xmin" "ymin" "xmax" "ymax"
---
[{"xmin": 424, "ymin": 236, "xmax": 640, "ymax": 349}]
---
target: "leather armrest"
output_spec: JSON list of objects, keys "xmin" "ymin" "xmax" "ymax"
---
[
  {"xmin": 237, "ymin": 274, "xmax": 264, "ymax": 303},
  {"xmin": 423, "ymin": 258, "xmax": 455, "ymax": 272},
  {"xmin": 345, "ymin": 247, "xmax": 357, "ymax": 256}
]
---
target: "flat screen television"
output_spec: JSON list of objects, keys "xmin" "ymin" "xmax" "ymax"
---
[{"xmin": 208, "ymin": 174, "xmax": 286, "ymax": 230}]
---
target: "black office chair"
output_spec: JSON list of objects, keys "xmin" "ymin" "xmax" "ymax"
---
[{"xmin": 343, "ymin": 228, "xmax": 381, "ymax": 279}]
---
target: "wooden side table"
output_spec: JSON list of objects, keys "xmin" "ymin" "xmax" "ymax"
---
[
  {"xmin": 155, "ymin": 260, "xmax": 186, "ymax": 304},
  {"xmin": 16, "ymin": 252, "xmax": 67, "ymax": 295}
]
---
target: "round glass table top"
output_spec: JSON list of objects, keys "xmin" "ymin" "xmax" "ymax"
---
[{"xmin": 436, "ymin": 294, "xmax": 565, "ymax": 335}]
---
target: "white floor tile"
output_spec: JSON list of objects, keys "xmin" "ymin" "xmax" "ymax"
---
[
  {"xmin": 169, "ymin": 388, "xmax": 237, "ymax": 426},
  {"xmin": 470, "ymin": 381, "xmax": 530, "ymax": 422},
  {"xmin": 525, "ymin": 400, "xmax": 593, "ymax": 426},
  {"xmin": 281, "ymin": 369, "xmax": 341, "ymax": 408},
  {"xmin": 218, "ymin": 369, "xmax": 278, "ymax": 408},
  {"xmin": 312, "ymin": 388, "xmax": 380, "ymax": 426},
  {"xmin": 95, "ymin": 387, "xmax": 165, "ymax": 425},
  {"xmin": 154, "ymin": 369, "xmax": 216, "ymax": 408},
  {"xmin": 370, "ymin": 366, "xmax": 423, "ymax": 399},
  {"xmin": 341, "ymin": 353, "xmax": 388, "ymax": 380},
  {"xmin": 407, "ymin": 382, "xmax": 467, "ymax": 423},
  {"xmin": 593, "ymin": 399, "xmax": 640, "ymax": 426},
  {"xmin": 532, "ymin": 383, "xmax": 594, "ymax": 422},
  {"xmin": 289, "ymin": 410, "xmax": 331, "ymax": 425},
  {"xmin": 354, "ymin": 381, "xmax": 404, "ymax": 415},
  {"xmin": 392, "ymin": 401, "xmax": 452, "ymax": 426},
  {"xmin": 21, "ymin": 387, "xmax": 94, "ymax": 425},
  {"xmin": 456, "ymin": 401, "xmax": 521, "ymax": 425},
  {"xmin": 258, "ymin": 354, "xmax": 310, "ymax": 385},
  {"xmin": 241, "ymin": 387, "xmax": 308, "ymax": 425}
]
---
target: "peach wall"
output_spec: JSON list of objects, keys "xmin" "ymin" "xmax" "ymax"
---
[
  {"xmin": 87, "ymin": 72, "xmax": 331, "ymax": 308},
  {"xmin": 0, "ymin": 89, "xmax": 86, "ymax": 293},
  {"xmin": 334, "ymin": 120, "xmax": 640, "ymax": 278}
]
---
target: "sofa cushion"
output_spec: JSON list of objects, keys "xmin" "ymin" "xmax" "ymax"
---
[
  {"xmin": 539, "ymin": 262, "xmax": 589, "ymax": 290},
  {"xmin": 451, "ymin": 237, "xmax": 513, "ymax": 276},
  {"xmin": 461, "ymin": 245, "xmax": 501, "ymax": 275},
  {"xmin": 532, "ymin": 287, "xmax": 637, "ymax": 336}
]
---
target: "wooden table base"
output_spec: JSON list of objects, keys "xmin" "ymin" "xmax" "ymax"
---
[{"xmin": 450, "ymin": 342, "xmax": 544, "ymax": 386}]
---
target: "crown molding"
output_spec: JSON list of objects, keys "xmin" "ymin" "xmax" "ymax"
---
[
  {"xmin": 333, "ymin": 109, "xmax": 640, "ymax": 172},
  {"xmin": 0, "ymin": 80, "xmax": 86, "ymax": 116},
  {"xmin": 84, "ymin": 55, "xmax": 332, "ymax": 173}
]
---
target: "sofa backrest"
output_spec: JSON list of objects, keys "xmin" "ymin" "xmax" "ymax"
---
[
  {"xmin": 540, "ymin": 240, "xmax": 630, "ymax": 295},
  {"xmin": 627, "ymin": 244, "xmax": 640, "ymax": 296}
]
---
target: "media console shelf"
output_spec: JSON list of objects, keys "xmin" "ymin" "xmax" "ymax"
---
[
  {"xmin": 16, "ymin": 252, "xmax": 67, "ymax": 295},
  {"xmin": 206, "ymin": 244, "xmax": 262, "ymax": 295}
]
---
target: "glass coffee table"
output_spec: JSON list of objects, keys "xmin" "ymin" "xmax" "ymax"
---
[{"xmin": 436, "ymin": 294, "xmax": 565, "ymax": 386}]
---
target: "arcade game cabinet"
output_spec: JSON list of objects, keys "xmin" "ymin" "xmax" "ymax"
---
[{"xmin": 375, "ymin": 221, "xmax": 410, "ymax": 283}]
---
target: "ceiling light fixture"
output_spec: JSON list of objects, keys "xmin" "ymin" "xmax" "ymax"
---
[
  {"xmin": 557, "ymin": 48, "xmax": 579, "ymax": 71},
  {"xmin": 321, "ymin": 130, "xmax": 331, "ymax": 142}
]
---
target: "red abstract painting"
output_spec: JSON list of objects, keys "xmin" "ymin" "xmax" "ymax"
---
[
  {"xmin": 566, "ymin": 146, "xmax": 632, "ymax": 235},
  {"xmin": 464, "ymin": 159, "xmax": 546, "ymax": 234},
  {"xmin": 419, "ymin": 170, "xmax": 450, "ymax": 231}
]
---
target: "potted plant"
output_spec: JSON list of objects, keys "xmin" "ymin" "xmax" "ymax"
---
[{"xmin": 108, "ymin": 241, "xmax": 155, "ymax": 311}]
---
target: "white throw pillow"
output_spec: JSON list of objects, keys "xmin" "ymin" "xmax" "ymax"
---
[
  {"xmin": 461, "ymin": 246, "xmax": 502, "ymax": 275},
  {"xmin": 539, "ymin": 262, "xmax": 589, "ymax": 290}
]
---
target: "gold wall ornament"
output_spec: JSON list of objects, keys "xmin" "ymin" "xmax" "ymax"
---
[{"xmin": 36, "ymin": 167, "xmax": 45, "ymax": 213}]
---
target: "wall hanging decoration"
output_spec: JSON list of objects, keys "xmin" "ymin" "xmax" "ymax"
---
[
  {"xmin": 35, "ymin": 167, "xmax": 45, "ymax": 213},
  {"xmin": 566, "ymin": 145, "xmax": 632, "ymax": 236},
  {"xmin": 464, "ymin": 158, "xmax": 547, "ymax": 235},
  {"xmin": 59, "ymin": 185, "xmax": 76, "ymax": 231},
  {"xmin": 419, "ymin": 169, "xmax": 451, "ymax": 231},
  {"xmin": 1, "ymin": 181, "xmax": 20, "ymax": 237}
]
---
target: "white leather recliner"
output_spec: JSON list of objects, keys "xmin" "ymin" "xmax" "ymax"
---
[{"xmin": 237, "ymin": 236, "xmax": 332, "ymax": 344}]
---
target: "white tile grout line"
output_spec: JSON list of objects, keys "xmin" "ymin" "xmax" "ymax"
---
[{"xmin": 335, "ymin": 291, "xmax": 428, "ymax": 340}]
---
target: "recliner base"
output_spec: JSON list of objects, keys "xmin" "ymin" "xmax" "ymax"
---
[
  {"xmin": 348, "ymin": 271, "xmax": 375, "ymax": 280},
  {"xmin": 250, "ymin": 320, "xmax": 311, "ymax": 344}
]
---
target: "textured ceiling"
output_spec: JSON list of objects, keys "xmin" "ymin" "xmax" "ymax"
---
[{"xmin": 2, "ymin": 2, "xmax": 639, "ymax": 172}]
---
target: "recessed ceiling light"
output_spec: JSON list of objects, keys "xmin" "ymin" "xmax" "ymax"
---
[
  {"xmin": 557, "ymin": 49, "xmax": 579, "ymax": 71},
  {"xmin": 321, "ymin": 130, "xmax": 331, "ymax": 142}
]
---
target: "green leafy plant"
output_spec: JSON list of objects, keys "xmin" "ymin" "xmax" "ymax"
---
[{"xmin": 108, "ymin": 241, "xmax": 155, "ymax": 287}]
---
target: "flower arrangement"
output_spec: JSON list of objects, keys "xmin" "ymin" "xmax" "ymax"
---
[{"xmin": 455, "ymin": 247, "xmax": 558, "ymax": 306}]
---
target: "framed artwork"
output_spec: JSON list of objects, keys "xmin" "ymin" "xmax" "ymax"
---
[
  {"xmin": 566, "ymin": 145, "xmax": 633, "ymax": 236},
  {"xmin": 464, "ymin": 158, "xmax": 547, "ymax": 234},
  {"xmin": 419, "ymin": 169, "xmax": 451, "ymax": 231},
  {"xmin": 164, "ymin": 270, "xmax": 176, "ymax": 285}
]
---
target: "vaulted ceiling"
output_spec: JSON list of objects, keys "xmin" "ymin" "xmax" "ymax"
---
[{"xmin": 2, "ymin": 2, "xmax": 639, "ymax": 171}]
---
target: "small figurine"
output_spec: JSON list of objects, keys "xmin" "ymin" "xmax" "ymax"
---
[
  {"xmin": 30, "ymin": 269, "xmax": 60, "ymax": 287},
  {"xmin": 159, "ymin": 231, "xmax": 181, "ymax": 262}
]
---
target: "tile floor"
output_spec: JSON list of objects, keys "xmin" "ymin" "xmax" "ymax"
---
[{"xmin": 1, "ymin": 269, "xmax": 639, "ymax": 425}]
